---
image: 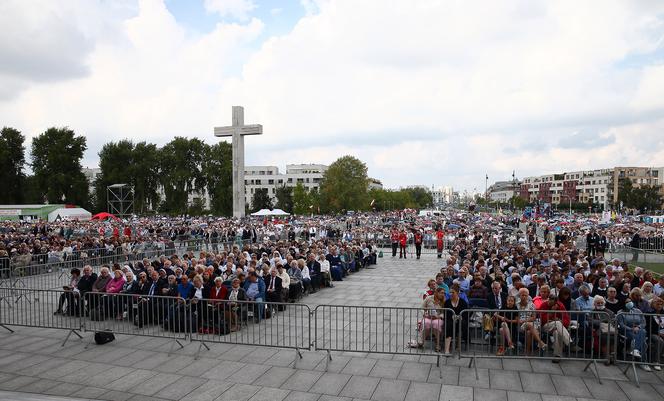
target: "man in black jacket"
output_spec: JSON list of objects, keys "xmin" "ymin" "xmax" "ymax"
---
[
  {"xmin": 306, "ymin": 253, "xmax": 321, "ymax": 291},
  {"xmin": 487, "ymin": 281, "xmax": 507, "ymax": 310}
]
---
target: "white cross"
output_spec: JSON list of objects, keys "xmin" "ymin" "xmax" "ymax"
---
[{"xmin": 214, "ymin": 106, "xmax": 263, "ymax": 218}]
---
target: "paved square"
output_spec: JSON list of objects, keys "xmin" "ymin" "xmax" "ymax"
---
[{"xmin": 0, "ymin": 252, "xmax": 662, "ymax": 401}]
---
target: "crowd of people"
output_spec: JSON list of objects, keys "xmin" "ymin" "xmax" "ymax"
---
[
  {"xmin": 417, "ymin": 216, "xmax": 664, "ymax": 370},
  {"xmin": 51, "ymin": 232, "xmax": 379, "ymax": 335}
]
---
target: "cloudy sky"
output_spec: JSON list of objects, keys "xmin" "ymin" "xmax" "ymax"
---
[{"xmin": 2, "ymin": 0, "xmax": 664, "ymax": 192}]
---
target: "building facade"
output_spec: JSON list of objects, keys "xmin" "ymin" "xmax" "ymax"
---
[
  {"xmin": 245, "ymin": 164, "xmax": 328, "ymax": 208},
  {"xmin": 510, "ymin": 166, "xmax": 664, "ymax": 211}
]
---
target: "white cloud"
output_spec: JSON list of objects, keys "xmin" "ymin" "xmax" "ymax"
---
[
  {"xmin": 204, "ymin": 0, "xmax": 256, "ymax": 21},
  {"xmin": 1, "ymin": 0, "xmax": 664, "ymax": 191}
]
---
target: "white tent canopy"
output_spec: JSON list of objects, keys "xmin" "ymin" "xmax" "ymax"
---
[
  {"xmin": 48, "ymin": 207, "xmax": 91, "ymax": 222},
  {"xmin": 250, "ymin": 208, "xmax": 290, "ymax": 216}
]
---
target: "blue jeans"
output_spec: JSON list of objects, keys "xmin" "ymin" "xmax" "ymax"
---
[{"xmin": 625, "ymin": 327, "xmax": 646, "ymax": 355}]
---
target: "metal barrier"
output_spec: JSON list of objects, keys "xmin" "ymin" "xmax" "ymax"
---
[
  {"xmin": 81, "ymin": 292, "xmax": 188, "ymax": 353},
  {"xmin": 458, "ymin": 308, "xmax": 613, "ymax": 383},
  {"xmin": 614, "ymin": 311, "xmax": 664, "ymax": 387},
  {"xmin": 0, "ymin": 287, "xmax": 83, "ymax": 346},
  {"xmin": 191, "ymin": 298, "xmax": 311, "ymax": 364},
  {"xmin": 314, "ymin": 305, "xmax": 456, "ymax": 374}
]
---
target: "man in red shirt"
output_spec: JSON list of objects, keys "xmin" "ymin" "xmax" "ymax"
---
[
  {"xmin": 537, "ymin": 293, "xmax": 571, "ymax": 361},
  {"xmin": 399, "ymin": 229, "xmax": 408, "ymax": 259},
  {"xmin": 390, "ymin": 228, "xmax": 399, "ymax": 257},
  {"xmin": 414, "ymin": 229, "xmax": 423, "ymax": 260},
  {"xmin": 436, "ymin": 227, "xmax": 444, "ymax": 259}
]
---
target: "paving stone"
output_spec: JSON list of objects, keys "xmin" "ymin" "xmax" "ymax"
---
[
  {"xmin": 43, "ymin": 382, "xmax": 85, "ymax": 397},
  {"xmin": 500, "ymin": 359, "xmax": 532, "ymax": 372},
  {"xmin": 404, "ymin": 381, "xmax": 440, "ymax": 401},
  {"xmin": 582, "ymin": 378, "xmax": 628, "ymax": 401},
  {"xmin": 107, "ymin": 369, "xmax": 158, "ymax": 392},
  {"xmin": 17, "ymin": 378, "xmax": 60, "ymax": 394},
  {"xmin": 127, "ymin": 395, "xmax": 172, "ymax": 401},
  {"xmin": 473, "ymin": 388, "xmax": 506, "ymax": 401},
  {"xmin": 616, "ymin": 381, "xmax": 659, "ymax": 401},
  {"xmin": 227, "ymin": 363, "xmax": 271, "ymax": 384},
  {"xmin": 439, "ymin": 384, "xmax": 473, "ymax": 401},
  {"xmin": 71, "ymin": 386, "xmax": 110, "ymax": 399},
  {"xmin": 318, "ymin": 396, "xmax": 352, "ymax": 401},
  {"xmin": 339, "ymin": 376, "xmax": 380, "ymax": 399},
  {"xmin": 216, "ymin": 383, "xmax": 261, "ymax": 401},
  {"xmin": 131, "ymin": 372, "xmax": 182, "ymax": 397},
  {"xmin": 315, "ymin": 356, "xmax": 351, "ymax": 373},
  {"xmin": 458, "ymin": 368, "xmax": 490, "ymax": 389},
  {"xmin": 282, "ymin": 370, "xmax": 325, "ymax": 392},
  {"xmin": 341, "ymin": 358, "xmax": 377, "ymax": 376},
  {"xmin": 87, "ymin": 366, "xmax": 136, "ymax": 387},
  {"xmin": 284, "ymin": 390, "xmax": 322, "ymax": 401},
  {"xmin": 550, "ymin": 375, "xmax": 591, "ymax": 398},
  {"xmin": 244, "ymin": 386, "xmax": 291, "ymax": 401},
  {"xmin": 397, "ymin": 362, "xmax": 431, "ymax": 382},
  {"xmin": 154, "ymin": 376, "xmax": 208, "ymax": 400},
  {"xmin": 201, "ymin": 361, "xmax": 246, "ymax": 380},
  {"xmin": 539, "ymin": 396, "xmax": 576, "ymax": 401},
  {"xmin": 426, "ymin": 365, "xmax": 459, "ymax": 385},
  {"xmin": 101, "ymin": 390, "xmax": 134, "ymax": 401},
  {"xmin": 254, "ymin": 366, "xmax": 296, "ymax": 388},
  {"xmin": 311, "ymin": 373, "xmax": 352, "ymax": 396},
  {"xmin": 370, "ymin": 378, "xmax": 410, "ymax": 401},
  {"xmin": 519, "ymin": 372, "xmax": 556, "ymax": 394},
  {"xmin": 181, "ymin": 381, "xmax": 234, "ymax": 401},
  {"xmin": 528, "ymin": 360, "xmax": 563, "ymax": 375},
  {"xmin": 506, "ymin": 391, "xmax": 542, "ymax": 401},
  {"xmin": 489, "ymin": 369, "xmax": 522, "ymax": 391},
  {"xmin": 369, "ymin": 360, "xmax": 404, "ymax": 379}
]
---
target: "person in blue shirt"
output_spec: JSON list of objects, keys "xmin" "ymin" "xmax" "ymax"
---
[
  {"xmin": 243, "ymin": 271, "xmax": 265, "ymax": 322},
  {"xmin": 326, "ymin": 247, "xmax": 343, "ymax": 281}
]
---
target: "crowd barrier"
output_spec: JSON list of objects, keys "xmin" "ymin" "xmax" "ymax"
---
[
  {"xmin": 458, "ymin": 308, "xmax": 612, "ymax": 383},
  {"xmin": 1, "ymin": 289, "xmax": 661, "ymax": 386},
  {"xmin": 614, "ymin": 311, "xmax": 664, "ymax": 386}
]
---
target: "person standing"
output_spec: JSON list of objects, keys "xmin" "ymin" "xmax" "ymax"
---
[
  {"xmin": 391, "ymin": 228, "xmax": 399, "ymax": 257},
  {"xmin": 399, "ymin": 229, "xmax": 408, "ymax": 259},
  {"xmin": 414, "ymin": 229, "xmax": 423, "ymax": 260},
  {"xmin": 436, "ymin": 227, "xmax": 444, "ymax": 259}
]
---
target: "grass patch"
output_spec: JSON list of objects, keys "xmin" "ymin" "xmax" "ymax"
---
[{"xmin": 629, "ymin": 262, "xmax": 664, "ymax": 275}]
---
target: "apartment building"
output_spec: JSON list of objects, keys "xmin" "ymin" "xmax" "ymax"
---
[
  {"xmin": 245, "ymin": 164, "xmax": 328, "ymax": 208},
  {"xmin": 514, "ymin": 166, "xmax": 664, "ymax": 211}
]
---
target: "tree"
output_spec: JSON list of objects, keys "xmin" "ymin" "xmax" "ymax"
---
[
  {"xmin": 0, "ymin": 127, "xmax": 26, "ymax": 203},
  {"xmin": 158, "ymin": 137, "xmax": 208, "ymax": 214},
  {"xmin": 293, "ymin": 183, "xmax": 311, "ymax": 215},
  {"xmin": 204, "ymin": 142, "xmax": 233, "ymax": 216},
  {"xmin": 319, "ymin": 155, "xmax": 369, "ymax": 213},
  {"xmin": 403, "ymin": 187, "xmax": 433, "ymax": 209},
  {"xmin": 251, "ymin": 188, "xmax": 272, "ymax": 212},
  {"xmin": 510, "ymin": 195, "xmax": 528, "ymax": 209},
  {"xmin": 31, "ymin": 127, "xmax": 89, "ymax": 207},
  {"xmin": 275, "ymin": 185, "xmax": 293, "ymax": 213},
  {"xmin": 95, "ymin": 140, "xmax": 161, "ymax": 213},
  {"xmin": 618, "ymin": 178, "xmax": 663, "ymax": 213}
]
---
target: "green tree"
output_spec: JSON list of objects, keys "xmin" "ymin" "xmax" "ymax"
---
[
  {"xmin": 275, "ymin": 185, "xmax": 293, "ymax": 213},
  {"xmin": 320, "ymin": 155, "xmax": 369, "ymax": 213},
  {"xmin": 510, "ymin": 195, "xmax": 527, "ymax": 209},
  {"xmin": 31, "ymin": 127, "xmax": 89, "ymax": 207},
  {"xmin": 293, "ymin": 183, "xmax": 311, "ymax": 215},
  {"xmin": 0, "ymin": 127, "xmax": 26, "ymax": 203},
  {"xmin": 95, "ymin": 140, "xmax": 161, "ymax": 214},
  {"xmin": 403, "ymin": 187, "xmax": 433, "ymax": 209},
  {"xmin": 251, "ymin": 188, "xmax": 272, "ymax": 212},
  {"xmin": 204, "ymin": 142, "xmax": 232, "ymax": 216},
  {"xmin": 618, "ymin": 178, "xmax": 663, "ymax": 213},
  {"xmin": 158, "ymin": 137, "xmax": 208, "ymax": 214}
]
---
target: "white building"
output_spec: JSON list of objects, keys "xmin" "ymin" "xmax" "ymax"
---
[
  {"xmin": 488, "ymin": 181, "xmax": 518, "ymax": 203},
  {"xmin": 82, "ymin": 167, "xmax": 101, "ymax": 195},
  {"xmin": 432, "ymin": 186, "xmax": 454, "ymax": 207},
  {"xmin": 245, "ymin": 164, "xmax": 328, "ymax": 208}
]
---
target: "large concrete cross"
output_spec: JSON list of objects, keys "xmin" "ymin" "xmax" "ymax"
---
[{"xmin": 214, "ymin": 106, "xmax": 262, "ymax": 218}]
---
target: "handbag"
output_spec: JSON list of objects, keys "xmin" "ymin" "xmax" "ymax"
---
[
  {"xmin": 482, "ymin": 314, "xmax": 494, "ymax": 332},
  {"xmin": 94, "ymin": 331, "xmax": 115, "ymax": 345}
]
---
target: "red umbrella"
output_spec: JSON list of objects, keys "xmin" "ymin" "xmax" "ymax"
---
[{"xmin": 91, "ymin": 212, "xmax": 120, "ymax": 221}]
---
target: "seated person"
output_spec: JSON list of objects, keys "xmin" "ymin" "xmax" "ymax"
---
[
  {"xmin": 243, "ymin": 271, "xmax": 265, "ymax": 322},
  {"xmin": 54, "ymin": 268, "xmax": 81, "ymax": 316}
]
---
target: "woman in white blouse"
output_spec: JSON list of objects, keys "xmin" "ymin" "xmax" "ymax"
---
[{"xmin": 318, "ymin": 253, "xmax": 332, "ymax": 288}]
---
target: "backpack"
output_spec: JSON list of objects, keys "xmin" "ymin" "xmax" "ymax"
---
[{"xmin": 94, "ymin": 331, "xmax": 115, "ymax": 345}]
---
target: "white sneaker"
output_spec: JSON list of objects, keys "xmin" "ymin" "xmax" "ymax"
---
[
  {"xmin": 640, "ymin": 364, "xmax": 652, "ymax": 372},
  {"xmin": 653, "ymin": 365, "xmax": 662, "ymax": 371},
  {"xmin": 631, "ymin": 349, "xmax": 642, "ymax": 358}
]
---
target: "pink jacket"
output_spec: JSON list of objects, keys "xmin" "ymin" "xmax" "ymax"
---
[{"xmin": 105, "ymin": 277, "xmax": 126, "ymax": 294}]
